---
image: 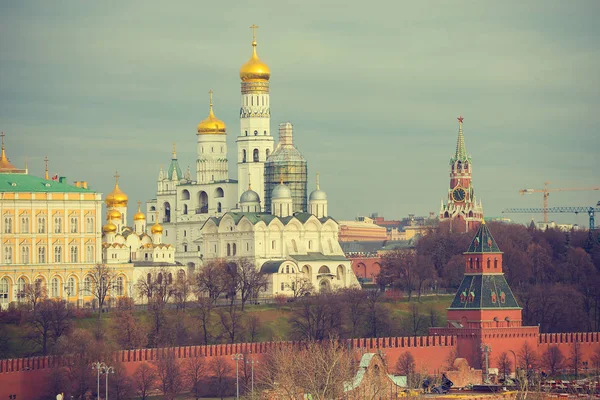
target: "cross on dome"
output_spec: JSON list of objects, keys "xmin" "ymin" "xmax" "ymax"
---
[
  {"xmin": 250, "ymin": 24, "xmax": 259, "ymax": 43},
  {"xmin": 114, "ymin": 171, "xmax": 120, "ymax": 183}
]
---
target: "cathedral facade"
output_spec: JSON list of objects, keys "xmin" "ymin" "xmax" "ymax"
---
[{"xmin": 439, "ymin": 117, "xmax": 484, "ymax": 232}]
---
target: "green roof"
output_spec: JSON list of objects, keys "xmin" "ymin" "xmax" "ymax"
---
[
  {"xmin": 290, "ymin": 252, "xmax": 348, "ymax": 262},
  {"xmin": 260, "ymin": 260, "xmax": 285, "ymax": 274},
  {"xmin": 0, "ymin": 173, "xmax": 96, "ymax": 193},
  {"xmin": 167, "ymin": 157, "xmax": 182, "ymax": 181},
  {"xmin": 466, "ymin": 223, "xmax": 501, "ymax": 253},
  {"xmin": 449, "ymin": 274, "xmax": 520, "ymax": 310}
]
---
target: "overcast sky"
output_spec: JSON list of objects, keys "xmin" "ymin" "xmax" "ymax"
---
[{"xmin": 1, "ymin": 1, "xmax": 599, "ymax": 226}]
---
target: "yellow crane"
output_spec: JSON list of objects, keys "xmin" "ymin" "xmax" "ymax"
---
[{"xmin": 519, "ymin": 182, "xmax": 600, "ymax": 223}]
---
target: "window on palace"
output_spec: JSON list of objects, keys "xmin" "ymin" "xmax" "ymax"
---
[
  {"xmin": 86, "ymin": 245, "xmax": 94, "ymax": 262},
  {"xmin": 38, "ymin": 246, "xmax": 46, "ymax": 263},
  {"xmin": 286, "ymin": 265, "xmax": 289, "ymax": 274},
  {"xmin": 86, "ymin": 217, "xmax": 94, "ymax": 233},
  {"xmin": 487, "ymin": 259, "xmax": 491, "ymax": 269},
  {"xmin": 4, "ymin": 217, "xmax": 12, "ymax": 234},
  {"xmin": 233, "ymin": 243, "xmax": 236, "ymax": 256},
  {"xmin": 494, "ymin": 259, "xmax": 498, "ymax": 269},
  {"xmin": 253, "ymin": 149, "xmax": 259, "ymax": 162},
  {"xmin": 17, "ymin": 278, "xmax": 26, "ymax": 302},
  {"xmin": 4, "ymin": 246, "xmax": 12, "ymax": 264},
  {"xmin": 38, "ymin": 217, "xmax": 46, "ymax": 233},
  {"xmin": 21, "ymin": 246, "xmax": 30, "ymax": 264},
  {"xmin": 70, "ymin": 246, "xmax": 78, "ymax": 263},
  {"xmin": 54, "ymin": 217, "xmax": 62, "ymax": 233},
  {"xmin": 54, "ymin": 246, "xmax": 62, "ymax": 263},
  {"xmin": 67, "ymin": 277, "xmax": 75, "ymax": 297},
  {"xmin": 84, "ymin": 276, "xmax": 92, "ymax": 294},
  {"xmin": 280, "ymin": 282, "xmax": 284, "ymax": 291},
  {"xmin": 21, "ymin": 217, "xmax": 29, "ymax": 233},
  {"xmin": 70, "ymin": 217, "xmax": 78, "ymax": 233},
  {"xmin": 0, "ymin": 278, "xmax": 9, "ymax": 305},
  {"xmin": 116, "ymin": 276, "xmax": 124, "ymax": 297},
  {"xmin": 51, "ymin": 277, "xmax": 59, "ymax": 298},
  {"xmin": 227, "ymin": 243, "xmax": 231, "ymax": 256}
]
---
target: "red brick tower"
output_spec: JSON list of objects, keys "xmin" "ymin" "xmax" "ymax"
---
[
  {"xmin": 440, "ymin": 116, "xmax": 484, "ymax": 232},
  {"xmin": 430, "ymin": 222, "xmax": 539, "ymax": 368}
]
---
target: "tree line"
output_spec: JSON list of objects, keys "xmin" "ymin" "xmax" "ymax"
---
[{"xmin": 378, "ymin": 221, "xmax": 600, "ymax": 332}]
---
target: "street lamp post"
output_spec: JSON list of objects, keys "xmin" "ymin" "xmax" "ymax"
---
[
  {"xmin": 91, "ymin": 361, "xmax": 105, "ymax": 400},
  {"xmin": 246, "ymin": 354, "xmax": 259, "ymax": 398},
  {"xmin": 105, "ymin": 365, "xmax": 114, "ymax": 400},
  {"xmin": 480, "ymin": 343, "xmax": 492, "ymax": 383},
  {"xmin": 232, "ymin": 354, "xmax": 243, "ymax": 400}
]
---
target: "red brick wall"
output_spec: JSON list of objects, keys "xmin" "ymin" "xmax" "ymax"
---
[{"xmin": 350, "ymin": 257, "xmax": 382, "ymax": 282}]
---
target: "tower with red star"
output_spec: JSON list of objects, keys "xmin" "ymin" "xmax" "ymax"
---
[{"xmin": 439, "ymin": 116, "xmax": 484, "ymax": 232}]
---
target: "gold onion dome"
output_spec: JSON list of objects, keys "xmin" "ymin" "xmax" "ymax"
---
[
  {"xmin": 239, "ymin": 28, "xmax": 270, "ymax": 82},
  {"xmin": 197, "ymin": 90, "xmax": 226, "ymax": 135},
  {"xmin": 134, "ymin": 203, "xmax": 146, "ymax": 221},
  {"xmin": 105, "ymin": 172, "xmax": 128, "ymax": 207},
  {"xmin": 103, "ymin": 222, "xmax": 117, "ymax": 234},
  {"xmin": 151, "ymin": 221, "xmax": 163, "ymax": 234},
  {"xmin": 107, "ymin": 208, "xmax": 121, "ymax": 221}
]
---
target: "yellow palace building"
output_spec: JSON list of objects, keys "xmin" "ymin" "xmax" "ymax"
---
[{"xmin": 0, "ymin": 134, "xmax": 110, "ymax": 308}]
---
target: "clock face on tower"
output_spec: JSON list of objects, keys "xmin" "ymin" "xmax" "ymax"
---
[{"xmin": 452, "ymin": 187, "xmax": 466, "ymax": 202}]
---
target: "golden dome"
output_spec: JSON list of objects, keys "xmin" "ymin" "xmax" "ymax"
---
[
  {"xmin": 151, "ymin": 221, "xmax": 163, "ymax": 234},
  {"xmin": 134, "ymin": 202, "xmax": 146, "ymax": 221},
  {"xmin": 105, "ymin": 172, "xmax": 128, "ymax": 207},
  {"xmin": 197, "ymin": 90, "xmax": 226, "ymax": 135},
  {"xmin": 239, "ymin": 40, "xmax": 270, "ymax": 82},
  {"xmin": 103, "ymin": 222, "xmax": 117, "ymax": 234},
  {"xmin": 107, "ymin": 208, "xmax": 121, "ymax": 221}
]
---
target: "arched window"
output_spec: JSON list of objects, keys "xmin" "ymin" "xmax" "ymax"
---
[
  {"xmin": 245, "ymin": 130, "xmax": 248, "ymax": 136},
  {"xmin": 84, "ymin": 276, "xmax": 92, "ymax": 294},
  {"xmin": 181, "ymin": 189, "xmax": 190, "ymax": 200},
  {"xmin": 70, "ymin": 246, "xmax": 78, "ymax": 262},
  {"xmin": 227, "ymin": 243, "xmax": 231, "ymax": 256},
  {"xmin": 51, "ymin": 277, "xmax": 59, "ymax": 298},
  {"xmin": 116, "ymin": 276, "xmax": 124, "ymax": 297},
  {"xmin": 266, "ymin": 149, "xmax": 270, "ymax": 159},
  {"xmin": 70, "ymin": 217, "xmax": 78, "ymax": 233},
  {"xmin": 475, "ymin": 258, "xmax": 480, "ymax": 269},
  {"xmin": 254, "ymin": 130, "xmax": 258, "ymax": 136},
  {"xmin": 54, "ymin": 217, "xmax": 62, "ymax": 233},
  {"xmin": 198, "ymin": 192, "xmax": 208, "ymax": 213},
  {"xmin": 217, "ymin": 202, "xmax": 222, "ymax": 213},
  {"xmin": 215, "ymin": 187, "xmax": 224, "ymax": 198},
  {"xmin": 178, "ymin": 269, "xmax": 185, "ymax": 281},
  {"xmin": 253, "ymin": 149, "xmax": 259, "ymax": 162},
  {"xmin": 67, "ymin": 276, "xmax": 75, "ymax": 297},
  {"xmin": 232, "ymin": 243, "xmax": 237, "ymax": 256},
  {"xmin": 271, "ymin": 240, "xmax": 276, "ymax": 250},
  {"xmin": 4, "ymin": 217, "xmax": 13, "ymax": 233},
  {"xmin": 494, "ymin": 258, "xmax": 498, "ymax": 269},
  {"xmin": 38, "ymin": 246, "xmax": 46, "ymax": 263},
  {"xmin": 285, "ymin": 265, "xmax": 289, "ymax": 274},
  {"xmin": 86, "ymin": 217, "xmax": 94, "ymax": 233},
  {"xmin": 457, "ymin": 160, "xmax": 462, "ymax": 170},
  {"xmin": 464, "ymin": 162, "xmax": 469, "ymax": 171},
  {"xmin": 183, "ymin": 204, "xmax": 188, "ymax": 215},
  {"xmin": 263, "ymin": 130, "xmax": 267, "ymax": 135},
  {"xmin": 243, "ymin": 149, "xmax": 247, "ymax": 163},
  {"xmin": 486, "ymin": 259, "xmax": 491, "ymax": 269},
  {"xmin": 157, "ymin": 273, "xmax": 163, "ymax": 284},
  {"xmin": 163, "ymin": 202, "xmax": 171, "ymax": 222},
  {"xmin": 17, "ymin": 277, "xmax": 26, "ymax": 302},
  {"xmin": 21, "ymin": 246, "xmax": 30, "ymax": 264},
  {"xmin": 0, "ymin": 278, "xmax": 9, "ymax": 305},
  {"xmin": 4, "ymin": 246, "xmax": 12, "ymax": 264},
  {"xmin": 280, "ymin": 282, "xmax": 284, "ymax": 291},
  {"xmin": 168, "ymin": 273, "xmax": 173, "ymax": 284},
  {"xmin": 308, "ymin": 240, "xmax": 312, "ymax": 250},
  {"xmin": 21, "ymin": 217, "xmax": 29, "ymax": 233},
  {"xmin": 54, "ymin": 246, "xmax": 62, "ymax": 263},
  {"xmin": 469, "ymin": 258, "xmax": 473, "ymax": 269},
  {"xmin": 38, "ymin": 217, "xmax": 46, "ymax": 233},
  {"xmin": 292, "ymin": 239, "xmax": 298, "ymax": 253},
  {"xmin": 147, "ymin": 273, "xmax": 152, "ymax": 284},
  {"xmin": 86, "ymin": 245, "xmax": 94, "ymax": 262},
  {"xmin": 318, "ymin": 265, "xmax": 331, "ymax": 274}
]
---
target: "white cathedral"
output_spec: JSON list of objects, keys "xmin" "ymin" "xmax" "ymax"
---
[{"xmin": 144, "ymin": 28, "xmax": 359, "ymax": 295}]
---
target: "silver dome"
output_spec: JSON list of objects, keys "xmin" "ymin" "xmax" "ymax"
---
[
  {"xmin": 309, "ymin": 189, "xmax": 327, "ymax": 201},
  {"xmin": 240, "ymin": 189, "xmax": 260, "ymax": 203},
  {"xmin": 272, "ymin": 183, "xmax": 292, "ymax": 199}
]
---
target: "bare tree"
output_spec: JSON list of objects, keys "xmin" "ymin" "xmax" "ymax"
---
[
  {"xmin": 133, "ymin": 362, "xmax": 157, "ymax": 400},
  {"xmin": 415, "ymin": 254, "xmax": 436, "ymax": 301},
  {"xmin": 286, "ymin": 275, "xmax": 314, "ymax": 299},
  {"xmin": 87, "ymin": 264, "xmax": 118, "ymax": 318},
  {"xmin": 497, "ymin": 352, "xmax": 512, "ymax": 381},
  {"xmin": 428, "ymin": 306, "xmax": 439, "ymax": 328},
  {"xmin": 364, "ymin": 289, "xmax": 391, "ymax": 338},
  {"xmin": 195, "ymin": 260, "xmax": 227, "ymax": 303},
  {"xmin": 111, "ymin": 305, "xmax": 146, "ymax": 349},
  {"xmin": 569, "ymin": 341, "xmax": 582, "ymax": 378},
  {"xmin": 542, "ymin": 345, "xmax": 565, "ymax": 377},
  {"xmin": 395, "ymin": 351, "xmax": 416, "ymax": 376},
  {"xmin": 409, "ymin": 302, "xmax": 424, "ymax": 337},
  {"xmin": 173, "ymin": 272, "xmax": 194, "ymax": 311},
  {"xmin": 196, "ymin": 297, "xmax": 214, "ymax": 345},
  {"xmin": 217, "ymin": 306, "xmax": 245, "ymax": 344},
  {"xmin": 23, "ymin": 299, "xmax": 71, "ymax": 355},
  {"xmin": 154, "ymin": 350, "xmax": 181, "ymax": 400},
  {"xmin": 209, "ymin": 357, "xmax": 234, "ymax": 400},
  {"xmin": 18, "ymin": 281, "xmax": 47, "ymax": 311},
  {"xmin": 245, "ymin": 314, "xmax": 261, "ymax": 343},
  {"xmin": 380, "ymin": 250, "xmax": 417, "ymax": 301},
  {"xmin": 290, "ymin": 293, "xmax": 343, "ymax": 340},
  {"xmin": 109, "ymin": 360, "xmax": 136, "ymax": 400},
  {"xmin": 341, "ymin": 288, "xmax": 368, "ymax": 338},
  {"xmin": 260, "ymin": 339, "xmax": 353, "ymax": 400},
  {"xmin": 518, "ymin": 341, "xmax": 538, "ymax": 371},
  {"xmin": 183, "ymin": 356, "xmax": 206, "ymax": 400},
  {"xmin": 235, "ymin": 258, "xmax": 268, "ymax": 310}
]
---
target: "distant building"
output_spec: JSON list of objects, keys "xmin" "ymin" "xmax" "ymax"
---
[
  {"xmin": 338, "ymin": 217, "xmax": 388, "ymax": 242},
  {"xmin": 439, "ymin": 117, "xmax": 483, "ymax": 232}
]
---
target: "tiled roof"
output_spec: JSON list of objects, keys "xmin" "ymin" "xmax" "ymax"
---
[
  {"xmin": 466, "ymin": 223, "xmax": 501, "ymax": 253},
  {"xmin": 207, "ymin": 212, "xmax": 335, "ymax": 227},
  {"xmin": 448, "ymin": 274, "xmax": 520, "ymax": 309},
  {"xmin": 0, "ymin": 173, "xmax": 96, "ymax": 193}
]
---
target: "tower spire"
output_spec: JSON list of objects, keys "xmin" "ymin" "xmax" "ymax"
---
[
  {"xmin": 248, "ymin": 171, "xmax": 252, "ymax": 190},
  {"xmin": 316, "ymin": 172, "xmax": 320, "ymax": 190},
  {"xmin": 172, "ymin": 142, "xmax": 177, "ymax": 159},
  {"xmin": 44, "ymin": 156, "xmax": 49, "ymax": 180},
  {"xmin": 250, "ymin": 24, "xmax": 259, "ymax": 46},
  {"xmin": 455, "ymin": 116, "xmax": 467, "ymax": 161}
]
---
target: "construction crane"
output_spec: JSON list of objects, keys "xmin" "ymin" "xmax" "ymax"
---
[
  {"xmin": 502, "ymin": 206, "xmax": 600, "ymax": 230},
  {"xmin": 519, "ymin": 182, "xmax": 600, "ymax": 223}
]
